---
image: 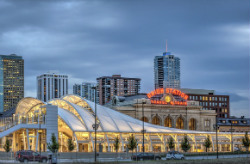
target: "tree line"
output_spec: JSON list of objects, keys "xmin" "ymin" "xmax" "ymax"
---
[{"xmin": 3, "ymin": 132, "xmax": 250, "ymax": 153}]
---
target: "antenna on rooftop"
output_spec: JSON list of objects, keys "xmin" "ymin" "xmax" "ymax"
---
[{"xmin": 166, "ymin": 40, "xmax": 168, "ymax": 52}]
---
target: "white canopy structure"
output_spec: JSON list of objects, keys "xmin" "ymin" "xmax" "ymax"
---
[{"xmin": 0, "ymin": 94, "xmax": 247, "ymax": 153}]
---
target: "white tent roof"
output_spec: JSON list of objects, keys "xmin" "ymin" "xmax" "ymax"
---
[{"xmin": 15, "ymin": 94, "xmax": 215, "ymax": 134}]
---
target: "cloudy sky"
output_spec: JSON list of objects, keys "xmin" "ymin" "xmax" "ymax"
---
[{"xmin": 0, "ymin": 0, "xmax": 249, "ymax": 117}]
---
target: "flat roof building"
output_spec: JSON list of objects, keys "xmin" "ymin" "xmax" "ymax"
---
[
  {"xmin": 73, "ymin": 82, "xmax": 96, "ymax": 102},
  {"xmin": 97, "ymin": 74, "xmax": 140, "ymax": 105},
  {"xmin": 0, "ymin": 54, "xmax": 24, "ymax": 113},
  {"xmin": 181, "ymin": 88, "xmax": 230, "ymax": 118},
  {"xmin": 37, "ymin": 72, "xmax": 68, "ymax": 102},
  {"xmin": 217, "ymin": 116, "xmax": 250, "ymax": 133}
]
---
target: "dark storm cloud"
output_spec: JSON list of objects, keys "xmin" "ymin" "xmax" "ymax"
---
[{"xmin": 0, "ymin": 0, "xmax": 249, "ymax": 116}]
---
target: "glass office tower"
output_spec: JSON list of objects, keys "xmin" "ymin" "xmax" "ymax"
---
[
  {"xmin": 154, "ymin": 52, "xmax": 180, "ymax": 89},
  {"xmin": 0, "ymin": 54, "xmax": 24, "ymax": 113}
]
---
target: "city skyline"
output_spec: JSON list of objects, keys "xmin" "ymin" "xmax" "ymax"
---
[{"xmin": 0, "ymin": 0, "xmax": 249, "ymax": 117}]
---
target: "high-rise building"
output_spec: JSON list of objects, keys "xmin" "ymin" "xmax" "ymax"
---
[
  {"xmin": 0, "ymin": 54, "xmax": 24, "ymax": 113},
  {"xmin": 181, "ymin": 88, "xmax": 230, "ymax": 118},
  {"xmin": 73, "ymin": 84, "xmax": 81, "ymax": 96},
  {"xmin": 73, "ymin": 82, "xmax": 96, "ymax": 102},
  {"xmin": 154, "ymin": 50, "xmax": 180, "ymax": 89},
  {"xmin": 97, "ymin": 74, "xmax": 141, "ymax": 105},
  {"xmin": 37, "ymin": 72, "xmax": 68, "ymax": 102}
]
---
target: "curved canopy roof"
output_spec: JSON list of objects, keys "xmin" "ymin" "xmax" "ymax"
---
[
  {"xmin": 15, "ymin": 97, "xmax": 44, "ymax": 115},
  {"xmin": 16, "ymin": 94, "xmax": 213, "ymax": 134}
]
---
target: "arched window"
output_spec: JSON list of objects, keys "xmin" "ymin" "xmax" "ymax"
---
[
  {"xmin": 152, "ymin": 116, "xmax": 161, "ymax": 125},
  {"xmin": 141, "ymin": 117, "xmax": 148, "ymax": 122},
  {"xmin": 176, "ymin": 117, "xmax": 184, "ymax": 129},
  {"xmin": 164, "ymin": 117, "xmax": 172, "ymax": 127},
  {"xmin": 189, "ymin": 118, "xmax": 196, "ymax": 130}
]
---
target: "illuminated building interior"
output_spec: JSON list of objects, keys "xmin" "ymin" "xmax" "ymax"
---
[{"xmin": 0, "ymin": 94, "xmax": 248, "ymax": 153}]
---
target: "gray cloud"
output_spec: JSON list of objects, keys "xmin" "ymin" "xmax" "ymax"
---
[{"xmin": 0, "ymin": 0, "xmax": 249, "ymax": 117}]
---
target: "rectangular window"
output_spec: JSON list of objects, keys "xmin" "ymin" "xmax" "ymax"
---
[{"xmin": 205, "ymin": 120, "xmax": 210, "ymax": 127}]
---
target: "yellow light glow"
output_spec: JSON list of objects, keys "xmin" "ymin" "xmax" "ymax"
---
[{"xmin": 165, "ymin": 96, "xmax": 171, "ymax": 103}]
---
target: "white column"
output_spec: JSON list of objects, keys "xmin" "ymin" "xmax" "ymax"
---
[
  {"xmin": 211, "ymin": 136, "xmax": 215, "ymax": 151},
  {"xmin": 35, "ymin": 131, "xmax": 39, "ymax": 151},
  {"xmin": 23, "ymin": 131, "xmax": 26, "ymax": 150},
  {"xmin": 120, "ymin": 134, "xmax": 124, "ymax": 152},
  {"xmin": 73, "ymin": 132, "xmax": 79, "ymax": 152},
  {"xmin": 89, "ymin": 133, "xmax": 94, "ymax": 152},
  {"xmin": 45, "ymin": 104, "xmax": 58, "ymax": 151},
  {"xmin": 105, "ymin": 134, "xmax": 110, "ymax": 152},
  {"xmin": 26, "ymin": 129, "xmax": 30, "ymax": 150},
  {"xmin": 194, "ymin": 136, "xmax": 197, "ymax": 152}
]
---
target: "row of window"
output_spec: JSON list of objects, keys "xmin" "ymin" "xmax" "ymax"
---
[
  {"xmin": 199, "ymin": 102, "xmax": 228, "ymax": 107},
  {"xmin": 141, "ymin": 116, "xmax": 197, "ymax": 130},
  {"xmin": 189, "ymin": 96, "xmax": 228, "ymax": 102},
  {"xmin": 220, "ymin": 120, "xmax": 248, "ymax": 124}
]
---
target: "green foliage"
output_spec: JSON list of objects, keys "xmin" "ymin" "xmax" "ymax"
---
[
  {"xmin": 181, "ymin": 135, "xmax": 191, "ymax": 152},
  {"xmin": 168, "ymin": 137, "xmax": 175, "ymax": 150},
  {"xmin": 67, "ymin": 138, "xmax": 75, "ymax": 152},
  {"xmin": 127, "ymin": 134, "xmax": 137, "ymax": 153},
  {"xmin": 3, "ymin": 139, "xmax": 10, "ymax": 152},
  {"xmin": 242, "ymin": 132, "xmax": 250, "ymax": 151},
  {"xmin": 47, "ymin": 133, "xmax": 59, "ymax": 153},
  {"xmin": 114, "ymin": 136, "xmax": 120, "ymax": 153},
  {"xmin": 203, "ymin": 135, "xmax": 212, "ymax": 152}
]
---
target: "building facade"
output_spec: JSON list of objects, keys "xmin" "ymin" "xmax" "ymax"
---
[
  {"xmin": 217, "ymin": 117, "xmax": 250, "ymax": 133},
  {"xmin": 0, "ymin": 54, "xmax": 24, "ymax": 113},
  {"xmin": 97, "ymin": 74, "xmax": 141, "ymax": 105},
  {"xmin": 73, "ymin": 82, "xmax": 96, "ymax": 102},
  {"xmin": 37, "ymin": 73, "xmax": 68, "ymax": 102},
  {"xmin": 154, "ymin": 52, "xmax": 180, "ymax": 89},
  {"xmin": 181, "ymin": 88, "xmax": 230, "ymax": 118},
  {"xmin": 107, "ymin": 88, "xmax": 217, "ymax": 132}
]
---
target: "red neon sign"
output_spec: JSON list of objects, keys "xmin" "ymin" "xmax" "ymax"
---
[{"xmin": 147, "ymin": 88, "xmax": 188, "ymax": 106}]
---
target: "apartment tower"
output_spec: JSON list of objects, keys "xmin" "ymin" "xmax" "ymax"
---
[
  {"xmin": 73, "ymin": 82, "xmax": 96, "ymax": 102},
  {"xmin": 37, "ymin": 72, "xmax": 68, "ymax": 102},
  {"xmin": 97, "ymin": 74, "xmax": 141, "ymax": 105}
]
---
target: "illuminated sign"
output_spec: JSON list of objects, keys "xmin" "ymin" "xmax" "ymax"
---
[{"xmin": 147, "ymin": 88, "xmax": 188, "ymax": 106}]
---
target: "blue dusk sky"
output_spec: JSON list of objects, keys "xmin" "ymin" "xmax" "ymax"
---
[{"xmin": 0, "ymin": 0, "xmax": 249, "ymax": 117}]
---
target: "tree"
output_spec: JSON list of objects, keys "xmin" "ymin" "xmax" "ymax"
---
[
  {"xmin": 242, "ymin": 132, "xmax": 250, "ymax": 151},
  {"xmin": 114, "ymin": 136, "xmax": 120, "ymax": 159},
  {"xmin": 168, "ymin": 137, "xmax": 175, "ymax": 151},
  {"xmin": 181, "ymin": 135, "xmax": 191, "ymax": 152},
  {"xmin": 67, "ymin": 138, "xmax": 75, "ymax": 152},
  {"xmin": 203, "ymin": 135, "xmax": 212, "ymax": 152},
  {"xmin": 3, "ymin": 139, "xmax": 10, "ymax": 152},
  {"xmin": 47, "ymin": 133, "xmax": 59, "ymax": 153},
  {"xmin": 127, "ymin": 134, "xmax": 137, "ymax": 156}
]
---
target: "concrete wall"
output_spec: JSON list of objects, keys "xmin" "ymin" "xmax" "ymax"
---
[{"xmin": 45, "ymin": 104, "xmax": 58, "ymax": 148}]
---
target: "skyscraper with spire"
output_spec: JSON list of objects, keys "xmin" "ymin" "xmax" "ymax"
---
[{"xmin": 154, "ymin": 43, "xmax": 180, "ymax": 89}]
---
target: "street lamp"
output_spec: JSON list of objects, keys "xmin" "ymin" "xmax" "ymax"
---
[
  {"xmin": 91, "ymin": 86, "xmax": 98, "ymax": 162},
  {"xmin": 186, "ymin": 107, "xmax": 188, "ymax": 130},
  {"xmin": 229, "ymin": 120, "xmax": 234, "ymax": 152},
  {"xmin": 141, "ymin": 101, "xmax": 146, "ymax": 160},
  {"xmin": 213, "ymin": 115, "xmax": 219, "ymax": 159}
]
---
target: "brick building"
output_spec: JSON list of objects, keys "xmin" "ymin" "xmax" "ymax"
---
[
  {"xmin": 181, "ymin": 88, "xmax": 230, "ymax": 118},
  {"xmin": 217, "ymin": 117, "xmax": 250, "ymax": 133},
  {"xmin": 97, "ymin": 75, "xmax": 140, "ymax": 105}
]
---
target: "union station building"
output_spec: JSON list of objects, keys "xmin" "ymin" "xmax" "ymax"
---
[
  {"xmin": 0, "ymin": 94, "xmax": 248, "ymax": 153},
  {"xmin": 108, "ymin": 88, "xmax": 217, "ymax": 132}
]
